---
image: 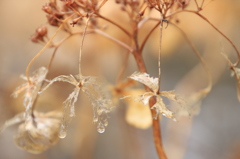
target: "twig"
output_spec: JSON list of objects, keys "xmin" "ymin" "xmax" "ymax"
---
[
  {"xmin": 157, "ymin": 20, "xmax": 163, "ymax": 94},
  {"xmin": 96, "ymin": 13, "xmax": 131, "ymax": 37},
  {"xmin": 79, "ymin": 18, "xmax": 90, "ymax": 79},
  {"xmin": 94, "ymin": 29, "xmax": 133, "ymax": 52},
  {"xmin": 25, "ymin": 14, "xmax": 75, "ymax": 84}
]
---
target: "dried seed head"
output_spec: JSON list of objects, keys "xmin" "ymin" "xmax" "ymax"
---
[
  {"xmin": 42, "ymin": 4, "xmax": 52, "ymax": 14},
  {"xmin": 14, "ymin": 112, "xmax": 62, "ymax": 154},
  {"xmin": 36, "ymin": 26, "xmax": 48, "ymax": 37}
]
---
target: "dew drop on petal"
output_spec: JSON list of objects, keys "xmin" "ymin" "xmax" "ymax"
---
[{"xmin": 97, "ymin": 123, "xmax": 105, "ymax": 133}]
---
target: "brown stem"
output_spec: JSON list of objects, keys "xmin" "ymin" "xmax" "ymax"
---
[
  {"xmin": 194, "ymin": 0, "xmax": 200, "ymax": 10},
  {"xmin": 132, "ymin": 52, "xmax": 167, "ymax": 159},
  {"xmin": 157, "ymin": 20, "xmax": 163, "ymax": 94},
  {"xmin": 25, "ymin": 14, "xmax": 75, "ymax": 84},
  {"xmin": 139, "ymin": 21, "xmax": 160, "ymax": 53},
  {"xmin": 116, "ymin": 51, "xmax": 130, "ymax": 84},
  {"xmin": 150, "ymin": 98, "xmax": 168, "ymax": 159},
  {"xmin": 184, "ymin": 10, "xmax": 240, "ymax": 66}
]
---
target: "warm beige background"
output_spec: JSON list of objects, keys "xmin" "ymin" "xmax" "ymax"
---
[{"xmin": 0, "ymin": 0, "xmax": 240, "ymax": 159}]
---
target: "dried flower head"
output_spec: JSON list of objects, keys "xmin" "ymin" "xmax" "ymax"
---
[
  {"xmin": 221, "ymin": 53, "xmax": 240, "ymax": 101},
  {"xmin": 40, "ymin": 74, "xmax": 114, "ymax": 136},
  {"xmin": 128, "ymin": 72, "xmax": 185, "ymax": 120},
  {"xmin": 1, "ymin": 111, "xmax": 62, "ymax": 154}
]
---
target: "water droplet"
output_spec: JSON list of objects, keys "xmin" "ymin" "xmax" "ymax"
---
[
  {"xmin": 58, "ymin": 126, "xmax": 67, "ymax": 138},
  {"xmin": 103, "ymin": 120, "xmax": 108, "ymax": 127},
  {"xmin": 69, "ymin": 107, "xmax": 75, "ymax": 117},
  {"xmin": 93, "ymin": 117, "xmax": 98, "ymax": 123},
  {"xmin": 59, "ymin": 130, "xmax": 67, "ymax": 138},
  {"xmin": 97, "ymin": 123, "xmax": 105, "ymax": 133}
]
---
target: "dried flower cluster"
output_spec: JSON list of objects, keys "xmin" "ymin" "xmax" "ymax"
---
[{"xmin": 1, "ymin": 0, "xmax": 240, "ymax": 158}]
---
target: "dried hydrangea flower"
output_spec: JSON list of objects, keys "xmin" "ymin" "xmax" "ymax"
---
[
  {"xmin": 1, "ymin": 111, "xmax": 62, "ymax": 154},
  {"xmin": 12, "ymin": 67, "xmax": 48, "ymax": 116},
  {"xmin": 128, "ymin": 72, "xmax": 185, "ymax": 120},
  {"xmin": 40, "ymin": 74, "xmax": 114, "ymax": 136},
  {"xmin": 221, "ymin": 53, "xmax": 240, "ymax": 101}
]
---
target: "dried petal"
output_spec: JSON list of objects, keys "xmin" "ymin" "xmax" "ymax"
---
[
  {"xmin": 40, "ymin": 74, "xmax": 78, "ymax": 93},
  {"xmin": 129, "ymin": 72, "xmax": 159, "ymax": 92},
  {"xmin": 59, "ymin": 87, "xmax": 81, "ymax": 138},
  {"xmin": 42, "ymin": 74, "xmax": 114, "ymax": 134},
  {"xmin": 151, "ymin": 96, "xmax": 175, "ymax": 120}
]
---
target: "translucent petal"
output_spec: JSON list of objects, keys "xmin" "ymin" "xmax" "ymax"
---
[
  {"xmin": 59, "ymin": 87, "xmax": 80, "ymax": 137},
  {"xmin": 11, "ymin": 67, "xmax": 48, "ymax": 117},
  {"xmin": 40, "ymin": 75, "xmax": 78, "ymax": 93}
]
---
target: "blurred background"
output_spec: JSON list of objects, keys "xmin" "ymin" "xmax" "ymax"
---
[{"xmin": 0, "ymin": 0, "xmax": 240, "ymax": 159}]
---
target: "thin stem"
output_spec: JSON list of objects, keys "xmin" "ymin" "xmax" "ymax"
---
[
  {"xmin": 194, "ymin": 0, "xmax": 200, "ymax": 10},
  {"xmin": 94, "ymin": 29, "xmax": 133, "ymax": 52},
  {"xmin": 96, "ymin": 0, "xmax": 108, "ymax": 11},
  {"xmin": 116, "ymin": 51, "xmax": 130, "ymax": 84},
  {"xmin": 96, "ymin": 13, "xmax": 131, "ymax": 37},
  {"xmin": 200, "ymin": 0, "xmax": 205, "ymax": 8},
  {"xmin": 47, "ymin": 47, "xmax": 59, "ymax": 70},
  {"xmin": 26, "ymin": 14, "xmax": 75, "ymax": 84},
  {"xmin": 184, "ymin": 10, "xmax": 240, "ymax": 66},
  {"xmin": 139, "ymin": 21, "xmax": 161, "ymax": 53},
  {"xmin": 157, "ymin": 20, "xmax": 163, "ymax": 94},
  {"xmin": 132, "ymin": 52, "xmax": 167, "ymax": 159},
  {"xmin": 79, "ymin": 18, "xmax": 90, "ymax": 79}
]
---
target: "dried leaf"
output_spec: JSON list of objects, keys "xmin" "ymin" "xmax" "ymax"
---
[
  {"xmin": 128, "ymin": 72, "xmax": 184, "ymax": 120},
  {"xmin": 129, "ymin": 72, "xmax": 159, "ymax": 92}
]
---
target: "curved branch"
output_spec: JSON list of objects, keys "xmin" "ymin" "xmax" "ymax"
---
[{"xmin": 184, "ymin": 10, "xmax": 240, "ymax": 66}]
